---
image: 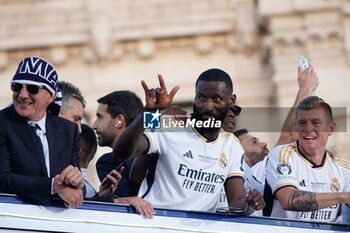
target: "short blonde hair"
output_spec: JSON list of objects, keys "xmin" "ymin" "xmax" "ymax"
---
[{"xmin": 297, "ymin": 96, "xmax": 333, "ymax": 122}]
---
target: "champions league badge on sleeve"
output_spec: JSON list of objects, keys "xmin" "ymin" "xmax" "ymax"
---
[
  {"xmin": 143, "ymin": 110, "xmax": 162, "ymax": 129},
  {"xmin": 277, "ymin": 163, "xmax": 292, "ymax": 175}
]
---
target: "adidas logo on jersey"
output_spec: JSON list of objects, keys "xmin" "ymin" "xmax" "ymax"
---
[
  {"xmin": 183, "ymin": 151, "xmax": 193, "ymax": 159},
  {"xmin": 299, "ymin": 179, "xmax": 307, "ymax": 187}
]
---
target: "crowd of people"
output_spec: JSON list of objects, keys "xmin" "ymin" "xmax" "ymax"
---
[{"xmin": 0, "ymin": 56, "xmax": 349, "ymax": 224}]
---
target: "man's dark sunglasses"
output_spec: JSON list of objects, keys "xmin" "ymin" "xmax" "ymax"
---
[
  {"xmin": 11, "ymin": 82, "xmax": 45, "ymax": 95},
  {"xmin": 230, "ymin": 105, "xmax": 241, "ymax": 116}
]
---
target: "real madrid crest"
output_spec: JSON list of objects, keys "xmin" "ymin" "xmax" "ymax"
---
[
  {"xmin": 330, "ymin": 177, "xmax": 340, "ymax": 192},
  {"xmin": 219, "ymin": 153, "xmax": 227, "ymax": 168},
  {"xmin": 277, "ymin": 163, "xmax": 292, "ymax": 175}
]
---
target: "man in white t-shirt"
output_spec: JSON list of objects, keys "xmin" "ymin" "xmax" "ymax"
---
[
  {"xmin": 113, "ymin": 68, "xmax": 265, "ymax": 213},
  {"xmin": 215, "ymin": 128, "xmax": 269, "ymax": 216},
  {"xmin": 266, "ymin": 96, "xmax": 350, "ymax": 223},
  {"xmin": 234, "ymin": 129, "xmax": 269, "ymax": 197}
]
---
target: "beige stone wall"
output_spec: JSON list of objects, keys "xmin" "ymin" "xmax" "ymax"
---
[
  {"xmin": 0, "ymin": 0, "xmax": 349, "ymax": 189},
  {"xmin": 0, "ymin": 0, "xmax": 268, "ymax": 112}
]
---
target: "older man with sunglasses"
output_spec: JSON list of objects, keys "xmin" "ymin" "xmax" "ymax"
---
[{"xmin": 0, "ymin": 56, "xmax": 84, "ymax": 208}]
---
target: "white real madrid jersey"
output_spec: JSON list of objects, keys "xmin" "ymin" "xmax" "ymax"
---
[
  {"xmin": 266, "ymin": 142, "xmax": 350, "ymax": 223},
  {"xmin": 139, "ymin": 128, "xmax": 244, "ymax": 212},
  {"xmin": 247, "ymin": 156, "xmax": 267, "ymax": 195},
  {"xmin": 215, "ymin": 156, "xmax": 267, "ymax": 216}
]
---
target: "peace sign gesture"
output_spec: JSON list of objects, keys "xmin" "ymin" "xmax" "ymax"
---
[{"xmin": 141, "ymin": 74, "xmax": 179, "ymax": 111}]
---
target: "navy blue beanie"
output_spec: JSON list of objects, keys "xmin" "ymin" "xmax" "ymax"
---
[{"xmin": 11, "ymin": 56, "xmax": 62, "ymax": 115}]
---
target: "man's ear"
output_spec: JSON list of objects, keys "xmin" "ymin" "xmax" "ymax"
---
[
  {"xmin": 48, "ymin": 93, "xmax": 55, "ymax": 104},
  {"xmin": 329, "ymin": 121, "xmax": 336, "ymax": 136},
  {"xmin": 230, "ymin": 94, "xmax": 236, "ymax": 107},
  {"xmin": 115, "ymin": 114, "xmax": 126, "ymax": 129}
]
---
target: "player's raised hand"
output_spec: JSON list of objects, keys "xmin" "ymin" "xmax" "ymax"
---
[
  {"xmin": 298, "ymin": 65, "xmax": 319, "ymax": 95},
  {"xmin": 141, "ymin": 74, "xmax": 179, "ymax": 111}
]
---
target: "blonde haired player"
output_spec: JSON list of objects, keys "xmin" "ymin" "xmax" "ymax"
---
[{"xmin": 266, "ymin": 96, "xmax": 350, "ymax": 223}]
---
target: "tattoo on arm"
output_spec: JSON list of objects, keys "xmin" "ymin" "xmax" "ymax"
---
[{"xmin": 288, "ymin": 190, "xmax": 318, "ymax": 211}]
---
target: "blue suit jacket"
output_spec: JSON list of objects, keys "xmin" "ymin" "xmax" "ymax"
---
[{"xmin": 0, "ymin": 105, "xmax": 80, "ymax": 205}]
